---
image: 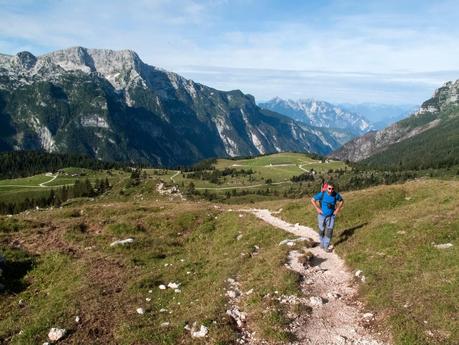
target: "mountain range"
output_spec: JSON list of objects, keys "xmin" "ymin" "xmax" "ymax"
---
[
  {"xmin": 259, "ymin": 97, "xmax": 373, "ymax": 138},
  {"xmin": 330, "ymin": 80, "xmax": 459, "ymax": 169},
  {"xmin": 0, "ymin": 47, "xmax": 339, "ymax": 166}
]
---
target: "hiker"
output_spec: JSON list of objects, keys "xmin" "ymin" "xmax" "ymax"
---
[{"xmin": 310, "ymin": 182, "xmax": 344, "ymax": 252}]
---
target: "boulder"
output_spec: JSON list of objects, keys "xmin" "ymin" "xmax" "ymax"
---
[{"xmin": 48, "ymin": 328, "xmax": 66, "ymax": 342}]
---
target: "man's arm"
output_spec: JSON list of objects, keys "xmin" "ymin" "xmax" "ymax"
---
[
  {"xmin": 334, "ymin": 200, "xmax": 344, "ymax": 215},
  {"xmin": 310, "ymin": 198, "xmax": 322, "ymax": 214}
]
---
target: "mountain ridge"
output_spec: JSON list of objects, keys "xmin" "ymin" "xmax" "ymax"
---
[
  {"xmin": 330, "ymin": 80, "xmax": 459, "ymax": 166},
  {"xmin": 259, "ymin": 97, "xmax": 373, "ymax": 137},
  {"xmin": 0, "ymin": 47, "xmax": 336, "ymax": 166}
]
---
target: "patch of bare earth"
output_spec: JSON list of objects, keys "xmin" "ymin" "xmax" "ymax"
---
[
  {"xmin": 245, "ymin": 209, "xmax": 390, "ymax": 345},
  {"xmin": 9, "ymin": 216, "xmax": 136, "ymax": 344}
]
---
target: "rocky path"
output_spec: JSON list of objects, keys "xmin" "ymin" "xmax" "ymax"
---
[{"xmin": 245, "ymin": 209, "xmax": 388, "ymax": 345}]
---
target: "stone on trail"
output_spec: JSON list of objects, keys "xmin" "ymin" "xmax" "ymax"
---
[
  {"xmin": 226, "ymin": 290, "xmax": 238, "ymax": 298},
  {"xmin": 362, "ymin": 313, "xmax": 374, "ymax": 322},
  {"xmin": 309, "ymin": 296, "xmax": 324, "ymax": 306},
  {"xmin": 327, "ymin": 292, "xmax": 341, "ymax": 300},
  {"xmin": 110, "ymin": 238, "xmax": 134, "ymax": 247},
  {"xmin": 279, "ymin": 237, "xmax": 310, "ymax": 246},
  {"xmin": 48, "ymin": 328, "xmax": 66, "ymax": 342}
]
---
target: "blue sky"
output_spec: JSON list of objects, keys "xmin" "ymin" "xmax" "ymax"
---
[{"xmin": 1, "ymin": 0, "xmax": 459, "ymax": 104}]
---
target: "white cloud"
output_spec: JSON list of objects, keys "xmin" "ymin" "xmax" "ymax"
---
[{"xmin": 1, "ymin": 0, "xmax": 459, "ymax": 103}]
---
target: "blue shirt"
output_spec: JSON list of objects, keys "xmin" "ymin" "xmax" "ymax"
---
[{"xmin": 313, "ymin": 191, "xmax": 343, "ymax": 216}]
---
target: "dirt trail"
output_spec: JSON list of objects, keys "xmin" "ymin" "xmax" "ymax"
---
[{"xmin": 245, "ymin": 209, "xmax": 388, "ymax": 345}]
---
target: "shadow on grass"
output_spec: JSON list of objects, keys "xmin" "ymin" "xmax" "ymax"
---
[
  {"xmin": 0, "ymin": 249, "xmax": 35, "ymax": 294},
  {"xmin": 334, "ymin": 223, "xmax": 368, "ymax": 247}
]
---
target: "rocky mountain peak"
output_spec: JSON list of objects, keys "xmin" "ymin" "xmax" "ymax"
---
[
  {"xmin": 259, "ymin": 97, "xmax": 372, "ymax": 135},
  {"xmin": 43, "ymin": 46, "xmax": 141, "ymax": 70},
  {"xmin": 14, "ymin": 51, "xmax": 37, "ymax": 69},
  {"xmin": 416, "ymin": 79, "xmax": 459, "ymax": 115}
]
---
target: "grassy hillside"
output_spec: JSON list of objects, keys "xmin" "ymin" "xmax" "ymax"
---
[
  {"xmin": 0, "ymin": 176, "xmax": 307, "ymax": 344},
  {"xmin": 265, "ymin": 179, "xmax": 459, "ymax": 345}
]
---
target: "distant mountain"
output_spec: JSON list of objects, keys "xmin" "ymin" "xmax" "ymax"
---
[
  {"xmin": 330, "ymin": 80, "xmax": 459, "ymax": 169},
  {"xmin": 0, "ymin": 47, "xmax": 336, "ymax": 166},
  {"xmin": 338, "ymin": 103, "xmax": 418, "ymax": 129},
  {"xmin": 259, "ymin": 97, "xmax": 373, "ymax": 137}
]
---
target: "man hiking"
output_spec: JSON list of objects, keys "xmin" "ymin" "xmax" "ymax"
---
[{"xmin": 310, "ymin": 182, "xmax": 344, "ymax": 252}]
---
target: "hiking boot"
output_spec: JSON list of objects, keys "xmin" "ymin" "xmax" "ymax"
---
[{"xmin": 323, "ymin": 246, "xmax": 333, "ymax": 253}]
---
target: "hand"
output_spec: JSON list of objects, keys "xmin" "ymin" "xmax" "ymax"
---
[
  {"xmin": 333, "ymin": 210, "xmax": 339, "ymax": 216},
  {"xmin": 316, "ymin": 208, "xmax": 323, "ymax": 215}
]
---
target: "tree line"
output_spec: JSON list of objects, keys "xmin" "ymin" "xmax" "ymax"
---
[
  {"xmin": 0, "ymin": 151, "xmax": 130, "ymax": 179},
  {"xmin": 0, "ymin": 178, "xmax": 111, "ymax": 215}
]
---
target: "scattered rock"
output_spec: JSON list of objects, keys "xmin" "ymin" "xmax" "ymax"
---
[
  {"xmin": 397, "ymin": 230, "xmax": 406, "ymax": 235},
  {"xmin": 327, "ymin": 292, "xmax": 341, "ymax": 300},
  {"xmin": 160, "ymin": 308, "xmax": 168, "ymax": 313},
  {"xmin": 191, "ymin": 324, "xmax": 208, "ymax": 338},
  {"xmin": 434, "ymin": 243, "xmax": 453, "ymax": 249},
  {"xmin": 355, "ymin": 270, "xmax": 366, "ymax": 282},
  {"xmin": 174, "ymin": 289, "xmax": 181, "ymax": 293},
  {"xmin": 362, "ymin": 313, "xmax": 374, "ymax": 322},
  {"xmin": 309, "ymin": 296, "xmax": 324, "ymax": 306},
  {"xmin": 236, "ymin": 234, "xmax": 243, "ymax": 241},
  {"xmin": 136, "ymin": 307, "xmax": 145, "ymax": 315},
  {"xmin": 226, "ymin": 290, "xmax": 238, "ymax": 298},
  {"xmin": 227, "ymin": 307, "xmax": 247, "ymax": 327},
  {"xmin": 48, "ymin": 328, "xmax": 66, "ymax": 342},
  {"xmin": 148, "ymin": 289, "xmax": 153, "ymax": 293},
  {"xmin": 167, "ymin": 282, "xmax": 180, "ymax": 289},
  {"xmin": 279, "ymin": 237, "xmax": 311, "ymax": 246},
  {"xmin": 159, "ymin": 284, "xmax": 166, "ymax": 290},
  {"xmin": 160, "ymin": 322, "xmax": 170, "ymax": 327},
  {"xmin": 110, "ymin": 238, "xmax": 134, "ymax": 247},
  {"xmin": 75, "ymin": 316, "xmax": 80, "ymax": 323},
  {"xmin": 146, "ymin": 297, "xmax": 151, "ymax": 302},
  {"xmin": 335, "ymin": 335, "xmax": 347, "ymax": 344}
]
